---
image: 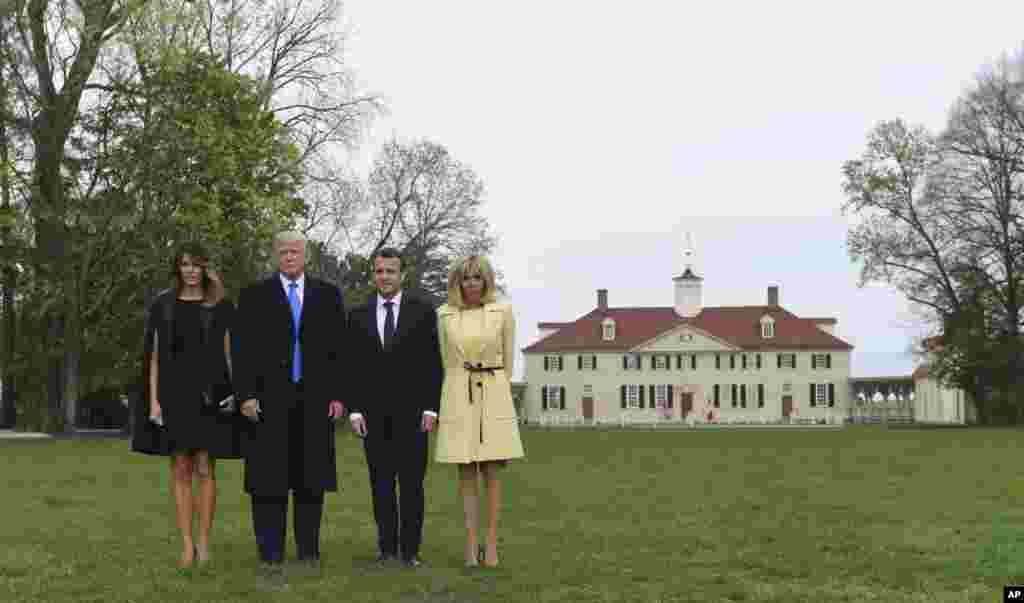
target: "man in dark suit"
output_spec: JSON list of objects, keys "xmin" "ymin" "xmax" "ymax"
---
[
  {"xmin": 347, "ymin": 247, "xmax": 443, "ymax": 568},
  {"xmin": 234, "ymin": 231, "xmax": 347, "ymax": 574}
]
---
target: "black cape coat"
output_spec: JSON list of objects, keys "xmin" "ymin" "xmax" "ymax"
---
[
  {"xmin": 233, "ymin": 275, "xmax": 347, "ymax": 496},
  {"xmin": 130, "ymin": 291, "xmax": 241, "ymax": 458}
]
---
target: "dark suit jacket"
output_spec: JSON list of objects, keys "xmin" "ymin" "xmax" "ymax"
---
[
  {"xmin": 347, "ymin": 292, "xmax": 443, "ymax": 422},
  {"xmin": 233, "ymin": 274, "xmax": 346, "ymax": 495}
]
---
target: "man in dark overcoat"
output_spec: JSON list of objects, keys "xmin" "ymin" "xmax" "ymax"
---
[{"xmin": 234, "ymin": 230, "xmax": 347, "ymax": 569}]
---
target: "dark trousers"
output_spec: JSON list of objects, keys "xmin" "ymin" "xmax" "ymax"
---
[
  {"xmin": 364, "ymin": 413, "xmax": 428, "ymax": 560},
  {"xmin": 250, "ymin": 383, "xmax": 325, "ymax": 563}
]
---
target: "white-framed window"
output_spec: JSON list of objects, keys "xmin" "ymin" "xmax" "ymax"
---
[
  {"xmin": 815, "ymin": 383, "xmax": 827, "ymax": 404},
  {"xmin": 624, "ymin": 354, "xmax": 641, "ymax": 370},
  {"xmin": 654, "ymin": 355, "xmax": 668, "ymax": 370},
  {"xmin": 581, "ymin": 355, "xmax": 596, "ymax": 370},
  {"xmin": 544, "ymin": 355, "xmax": 564, "ymax": 371},
  {"xmin": 811, "ymin": 353, "xmax": 830, "ymax": 369},
  {"xmin": 761, "ymin": 316, "xmax": 775, "ymax": 338},
  {"xmin": 602, "ymin": 318, "xmax": 616, "ymax": 341},
  {"xmin": 778, "ymin": 353, "xmax": 796, "ymax": 369},
  {"xmin": 542, "ymin": 385, "xmax": 564, "ymax": 410},
  {"xmin": 583, "ymin": 384, "xmax": 593, "ymax": 397},
  {"xmin": 626, "ymin": 384, "xmax": 640, "ymax": 408},
  {"xmin": 655, "ymin": 384, "xmax": 669, "ymax": 407}
]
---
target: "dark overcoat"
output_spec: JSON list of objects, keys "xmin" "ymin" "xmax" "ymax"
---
[{"xmin": 233, "ymin": 274, "xmax": 346, "ymax": 496}]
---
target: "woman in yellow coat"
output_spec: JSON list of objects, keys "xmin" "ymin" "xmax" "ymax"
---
[{"xmin": 435, "ymin": 255, "xmax": 525, "ymax": 567}]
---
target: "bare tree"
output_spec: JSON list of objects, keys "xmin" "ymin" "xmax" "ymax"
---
[
  {"xmin": 841, "ymin": 119, "xmax": 965, "ymax": 317},
  {"xmin": 357, "ymin": 139, "xmax": 499, "ymax": 304}
]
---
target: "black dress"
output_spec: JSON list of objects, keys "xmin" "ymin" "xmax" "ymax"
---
[{"xmin": 131, "ymin": 293, "xmax": 241, "ymax": 459}]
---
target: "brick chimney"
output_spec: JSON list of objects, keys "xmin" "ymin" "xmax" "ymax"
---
[
  {"xmin": 767, "ymin": 286, "xmax": 779, "ymax": 306},
  {"xmin": 597, "ymin": 289, "xmax": 608, "ymax": 311}
]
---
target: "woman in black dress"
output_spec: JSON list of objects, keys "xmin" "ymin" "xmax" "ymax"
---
[{"xmin": 131, "ymin": 243, "xmax": 240, "ymax": 567}]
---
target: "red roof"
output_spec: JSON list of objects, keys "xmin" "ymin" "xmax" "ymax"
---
[
  {"xmin": 537, "ymin": 322, "xmax": 573, "ymax": 329},
  {"xmin": 522, "ymin": 305, "xmax": 854, "ymax": 353}
]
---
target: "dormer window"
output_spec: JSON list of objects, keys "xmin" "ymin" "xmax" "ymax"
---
[
  {"xmin": 602, "ymin": 318, "xmax": 616, "ymax": 341},
  {"xmin": 760, "ymin": 315, "xmax": 775, "ymax": 339}
]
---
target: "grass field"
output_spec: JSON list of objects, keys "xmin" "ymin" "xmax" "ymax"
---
[{"xmin": 3, "ymin": 425, "xmax": 1024, "ymax": 602}]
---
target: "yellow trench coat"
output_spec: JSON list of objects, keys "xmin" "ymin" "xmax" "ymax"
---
[{"xmin": 434, "ymin": 302, "xmax": 525, "ymax": 464}]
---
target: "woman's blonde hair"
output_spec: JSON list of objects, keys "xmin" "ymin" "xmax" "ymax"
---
[{"xmin": 446, "ymin": 255, "xmax": 498, "ymax": 308}]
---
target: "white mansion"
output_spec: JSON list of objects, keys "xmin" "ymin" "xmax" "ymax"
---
[{"xmin": 520, "ymin": 256, "xmax": 855, "ymax": 424}]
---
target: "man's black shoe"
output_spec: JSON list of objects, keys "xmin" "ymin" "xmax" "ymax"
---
[
  {"xmin": 402, "ymin": 556, "xmax": 423, "ymax": 568},
  {"xmin": 376, "ymin": 552, "xmax": 397, "ymax": 565}
]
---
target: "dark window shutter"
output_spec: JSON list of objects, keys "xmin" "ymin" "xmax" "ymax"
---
[
  {"xmin": 828, "ymin": 383, "xmax": 835, "ymax": 407},
  {"xmin": 730, "ymin": 355, "xmax": 735, "ymax": 370},
  {"xmin": 691, "ymin": 355, "xmax": 697, "ymax": 370},
  {"xmin": 592, "ymin": 355, "xmax": 597, "ymax": 370},
  {"xmin": 544, "ymin": 357, "xmax": 549, "ymax": 371},
  {"xmin": 810, "ymin": 383, "xmax": 816, "ymax": 407},
  {"xmin": 560, "ymin": 356, "xmax": 564, "ymax": 371},
  {"xmin": 741, "ymin": 384, "xmax": 747, "ymax": 406},
  {"xmin": 649, "ymin": 385, "xmax": 655, "ymax": 407},
  {"xmin": 665, "ymin": 355, "xmax": 671, "ymax": 370},
  {"xmin": 777, "ymin": 354, "xmax": 781, "ymax": 369},
  {"xmin": 560, "ymin": 386, "xmax": 566, "ymax": 410},
  {"xmin": 742, "ymin": 355, "xmax": 747, "ymax": 369},
  {"xmin": 731, "ymin": 384, "xmax": 737, "ymax": 407},
  {"xmin": 542, "ymin": 386, "xmax": 548, "ymax": 410},
  {"xmin": 623, "ymin": 356, "xmax": 628, "ymax": 370},
  {"xmin": 639, "ymin": 384, "xmax": 645, "ymax": 408},
  {"xmin": 621, "ymin": 385, "xmax": 627, "ymax": 408},
  {"xmin": 716, "ymin": 355, "xmax": 721, "ymax": 370},
  {"xmin": 826, "ymin": 354, "xmax": 832, "ymax": 369},
  {"xmin": 758, "ymin": 384, "xmax": 765, "ymax": 407},
  {"xmin": 667, "ymin": 385, "xmax": 674, "ymax": 408},
  {"xmin": 676, "ymin": 354, "xmax": 681, "ymax": 369},
  {"xmin": 578, "ymin": 356, "xmax": 582, "ymax": 370},
  {"xmin": 756, "ymin": 354, "xmax": 762, "ymax": 369},
  {"xmin": 714, "ymin": 384, "xmax": 720, "ymax": 407}
]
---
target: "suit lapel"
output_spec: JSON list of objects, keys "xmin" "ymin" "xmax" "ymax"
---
[
  {"xmin": 298, "ymin": 277, "xmax": 312, "ymax": 337},
  {"xmin": 366, "ymin": 297, "xmax": 382, "ymax": 351},
  {"xmin": 391, "ymin": 295, "xmax": 415, "ymax": 348},
  {"xmin": 270, "ymin": 275, "xmax": 293, "ymax": 331}
]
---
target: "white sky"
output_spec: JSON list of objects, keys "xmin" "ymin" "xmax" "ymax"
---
[{"xmin": 338, "ymin": 1, "xmax": 1024, "ymax": 380}]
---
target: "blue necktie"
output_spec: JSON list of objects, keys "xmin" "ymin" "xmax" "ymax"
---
[{"xmin": 288, "ymin": 282, "xmax": 302, "ymax": 382}]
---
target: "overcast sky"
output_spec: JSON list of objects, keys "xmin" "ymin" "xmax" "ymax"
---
[{"xmin": 338, "ymin": 1, "xmax": 1024, "ymax": 381}]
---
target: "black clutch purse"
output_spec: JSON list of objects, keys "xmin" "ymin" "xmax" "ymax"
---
[{"xmin": 201, "ymin": 387, "xmax": 236, "ymax": 415}]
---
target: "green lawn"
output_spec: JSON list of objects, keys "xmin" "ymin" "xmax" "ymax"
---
[{"xmin": 2, "ymin": 426, "xmax": 1023, "ymax": 602}]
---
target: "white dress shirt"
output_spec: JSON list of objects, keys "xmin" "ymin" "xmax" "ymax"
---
[
  {"xmin": 377, "ymin": 291, "xmax": 402, "ymax": 346},
  {"xmin": 351, "ymin": 290, "xmax": 437, "ymax": 421},
  {"xmin": 279, "ymin": 272, "xmax": 305, "ymax": 305}
]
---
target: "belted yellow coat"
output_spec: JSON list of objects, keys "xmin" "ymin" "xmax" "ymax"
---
[{"xmin": 434, "ymin": 302, "xmax": 525, "ymax": 464}]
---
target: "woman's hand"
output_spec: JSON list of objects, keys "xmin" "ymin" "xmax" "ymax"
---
[{"xmin": 149, "ymin": 400, "xmax": 164, "ymax": 426}]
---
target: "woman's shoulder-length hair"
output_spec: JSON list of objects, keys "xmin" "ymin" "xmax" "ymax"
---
[{"xmin": 445, "ymin": 255, "xmax": 498, "ymax": 309}]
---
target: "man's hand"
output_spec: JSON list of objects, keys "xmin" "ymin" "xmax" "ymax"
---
[
  {"xmin": 328, "ymin": 400, "xmax": 345, "ymax": 420},
  {"xmin": 350, "ymin": 415, "xmax": 367, "ymax": 437},
  {"xmin": 241, "ymin": 398, "xmax": 260, "ymax": 422},
  {"xmin": 421, "ymin": 413, "xmax": 436, "ymax": 433}
]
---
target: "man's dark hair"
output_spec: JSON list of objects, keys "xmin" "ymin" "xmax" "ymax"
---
[{"xmin": 373, "ymin": 247, "xmax": 404, "ymax": 271}]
